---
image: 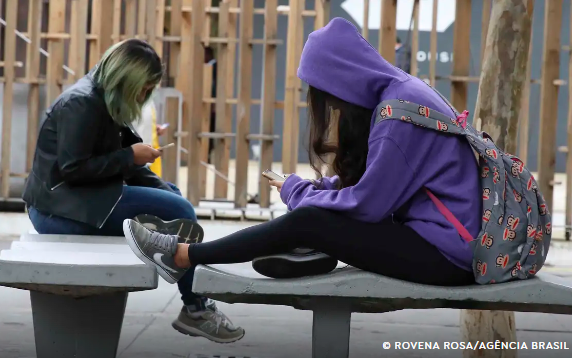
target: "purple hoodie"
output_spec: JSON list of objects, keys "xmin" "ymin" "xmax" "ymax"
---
[{"xmin": 280, "ymin": 18, "xmax": 481, "ymax": 272}]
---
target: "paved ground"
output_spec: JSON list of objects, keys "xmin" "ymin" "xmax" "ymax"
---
[{"xmin": 1, "ymin": 219, "xmax": 572, "ymax": 357}]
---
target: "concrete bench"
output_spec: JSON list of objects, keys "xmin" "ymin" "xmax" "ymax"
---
[
  {"xmin": 0, "ymin": 234, "xmax": 158, "ymax": 358},
  {"xmin": 193, "ymin": 265, "xmax": 572, "ymax": 358}
]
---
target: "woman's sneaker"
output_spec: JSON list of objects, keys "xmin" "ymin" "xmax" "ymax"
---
[
  {"xmin": 133, "ymin": 214, "xmax": 204, "ymax": 244},
  {"xmin": 172, "ymin": 304, "xmax": 245, "ymax": 343},
  {"xmin": 252, "ymin": 248, "xmax": 338, "ymax": 279},
  {"xmin": 122, "ymin": 219, "xmax": 188, "ymax": 284}
]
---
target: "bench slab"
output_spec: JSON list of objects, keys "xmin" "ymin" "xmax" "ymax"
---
[
  {"xmin": 193, "ymin": 265, "xmax": 572, "ymax": 314},
  {"xmin": 0, "ymin": 233, "xmax": 160, "ymax": 358},
  {"xmin": 0, "ymin": 234, "xmax": 158, "ymax": 297}
]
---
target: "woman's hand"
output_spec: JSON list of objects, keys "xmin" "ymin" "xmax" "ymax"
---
[
  {"xmin": 131, "ymin": 143, "xmax": 161, "ymax": 165},
  {"xmin": 269, "ymin": 180, "xmax": 284, "ymax": 192},
  {"xmin": 156, "ymin": 124, "xmax": 169, "ymax": 136}
]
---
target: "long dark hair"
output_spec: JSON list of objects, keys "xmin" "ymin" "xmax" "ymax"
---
[{"xmin": 307, "ymin": 86, "xmax": 373, "ymax": 188}]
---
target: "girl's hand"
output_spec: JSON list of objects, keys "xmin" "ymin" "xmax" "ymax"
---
[
  {"xmin": 269, "ymin": 180, "xmax": 284, "ymax": 192},
  {"xmin": 156, "ymin": 124, "xmax": 169, "ymax": 136}
]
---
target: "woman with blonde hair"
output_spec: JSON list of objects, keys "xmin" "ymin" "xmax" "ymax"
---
[{"xmin": 23, "ymin": 39, "xmax": 244, "ymax": 343}]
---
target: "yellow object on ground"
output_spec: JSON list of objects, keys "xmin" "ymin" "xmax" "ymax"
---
[{"xmin": 149, "ymin": 105, "xmax": 162, "ymax": 178}]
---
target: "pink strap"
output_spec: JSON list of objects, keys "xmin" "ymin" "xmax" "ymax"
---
[
  {"xmin": 424, "ymin": 188, "xmax": 473, "ymax": 242},
  {"xmin": 456, "ymin": 110, "xmax": 470, "ymax": 128}
]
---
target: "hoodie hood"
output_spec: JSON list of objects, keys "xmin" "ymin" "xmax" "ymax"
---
[{"xmin": 297, "ymin": 17, "xmax": 409, "ymax": 109}]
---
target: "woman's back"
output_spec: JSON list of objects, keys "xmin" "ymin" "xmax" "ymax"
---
[{"xmin": 378, "ymin": 76, "xmax": 481, "ymax": 270}]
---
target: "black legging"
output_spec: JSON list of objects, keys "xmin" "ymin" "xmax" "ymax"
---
[{"xmin": 188, "ymin": 206, "xmax": 475, "ymax": 286}]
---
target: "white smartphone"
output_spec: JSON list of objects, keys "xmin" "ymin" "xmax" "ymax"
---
[
  {"xmin": 158, "ymin": 143, "xmax": 175, "ymax": 151},
  {"xmin": 262, "ymin": 169, "xmax": 286, "ymax": 182}
]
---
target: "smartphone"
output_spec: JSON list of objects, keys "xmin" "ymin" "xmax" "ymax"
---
[
  {"xmin": 262, "ymin": 169, "xmax": 286, "ymax": 182},
  {"xmin": 158, "ymin": 123, "xmax": 170, "ymax": 129},
  {"xmin": 158, "ymin": 143, "xmax": 175, "ymax": 151}
]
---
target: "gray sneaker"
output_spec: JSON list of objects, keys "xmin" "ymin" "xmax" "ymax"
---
[
  {"xmin": 123, "ymin": 219, "xmax": 187, "ymax": 284},
  {"xmin": 172, "ymin": 304, "xmax": 245, "ymax": 343}
]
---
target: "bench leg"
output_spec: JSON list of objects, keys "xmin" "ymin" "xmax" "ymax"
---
[
  {"xmin": 312, "ymin": 302, "xmax": 351, "ymax": 358},
  {"xmin": 31, "ymin": 291, "xmax": 128, "ymax": 358}
]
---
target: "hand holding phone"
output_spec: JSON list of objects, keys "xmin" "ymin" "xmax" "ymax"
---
[
  {"xmin": 156, "ymin": 123, "xmax": 170, "ymax": 136},
  {"xmin": 262, "ymin": 169, "xmax": 286, "ymax": 182}
]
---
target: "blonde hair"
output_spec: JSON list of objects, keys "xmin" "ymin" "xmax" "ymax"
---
[{"xmin": 93, "ymin": 39, "xmax": 164, "ymax": 124}]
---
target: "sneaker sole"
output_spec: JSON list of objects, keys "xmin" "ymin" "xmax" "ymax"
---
[
  {"xmin": 123, "ymin": 220, "xmax": 179, "ymax": 284},
  {"xmin": 252, "ymin": 253, "xmax": 338, "ymax": 279},
  {"xmin": 171, "ymin": 320, "xmax": 245, "ymax": 344},
  {"xmin": 134, "ymin": 214, "xmax": 204, "ymax": 244}
]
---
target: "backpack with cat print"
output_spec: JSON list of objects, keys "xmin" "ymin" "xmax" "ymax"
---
[{"xmin": 374, "ymin": 87, "xmax": 551, "ymax": 285}]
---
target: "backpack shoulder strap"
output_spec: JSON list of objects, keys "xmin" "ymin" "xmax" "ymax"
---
[{"xmin": 374, "ymin": 99, "xmax": 469, "ymax": 136}]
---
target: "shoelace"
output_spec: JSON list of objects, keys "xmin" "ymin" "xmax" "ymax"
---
[
  {"xmin": 149, "ymin": 231, "xmax": 177, "ymax": 254},
  {"xmin": 207, "ymin": 307, "xmax": 231, "ymax": 333}
]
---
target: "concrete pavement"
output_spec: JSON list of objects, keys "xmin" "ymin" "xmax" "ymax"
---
[{"xmin": 1, "ymin": 220, "xmax": 572, "ymax": 357}]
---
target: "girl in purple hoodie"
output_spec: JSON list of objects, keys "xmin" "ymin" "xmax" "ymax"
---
[{"xmin": 122, "ymin": 18, "xmax": 480, "ymax": 287}]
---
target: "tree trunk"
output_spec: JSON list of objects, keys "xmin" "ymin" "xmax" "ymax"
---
[
  {"xmin": 472, "ymin": 0, "xmax": 534, "ymax": 155},
  {"xmin": 461, "ymin": 1, "xmax": 533, "ymax": 358}
]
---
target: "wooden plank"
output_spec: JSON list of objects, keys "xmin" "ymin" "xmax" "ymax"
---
[
  {"xmin": 362, "ymin": 0, "xmax": 369, "ymax": 39},
  {"xmin": 429, "ymin": 0, "xmax": 438, "ymax": 86},
  {"xmin": 461, "ymin": 2, "xmax": 534, "ymax": 356},
  {"xmin": 125, "ymin": 0, "xmax": 137, "ymax": 37},
  {"xmin": 450, "ymin": 0, "xmax": 471, "ymax": 112},
  {"xmin": 25, "ymin": 0, "xmax": 43, "ymax": 173},
  {"xmin": 69, "ymin": 0, "xmax": 78, "ymax": 77},
  {"xmin": 112, "ymin": 0, "xmax": 122, "ymax": 43},
  {"xmin": 537, "ymin": 0, "xmax": 563, "ymax": 213},
  {"xmin": 1, "ymin": 0, "xmax": 17, "ymax": 198},
  {"xmin": 46, "ymin": 0, "xmax": 66, "ymax": 105},
  {"xmin": 200, "ymin": 3, "xmax": 213, "ymax": 199},
  {"xmin": 99, "ymin": 0, "xmax": 114, "ymax": 55},
  {"xmin": 137, "ymin": 0, "xmax": 147, "ymax": 39},
  {"xmin": 169, "ymin": 0, "xmax": 183, "ymax": 78},
  {"xmin": 410, "ymin": 0, "xmax": 420, "ymax": 76},
  {"xmin": 182, "ymin": 0, "xmax": 205, "ymax": 205},
  {"xmin": 378, "ymin": 0, "xmax": 396, "ymax": 63},
  {"xmin": 281, "ymin": 0, "xmax": 303, "ymax": 175},
  {"xmin": 89, "ymin": 0, "xmax": 114, "ymax": 68},
  {"xmin": 162, "ymin": 97, "xmax": 180, "ymax": 184},
  {"xmin": 213, "ymin": 0, "xmax": 238, "ymax": 199},
  {"xmin": 566, "ymin": 2, "xmax": 572, "ymax": 240},
  {"xmin": 200, "ymin": 64, "xmax": 213, "ymax": 198},
  {"xmin": 161, "ymin": 5, "xmax": 317, "ymax": 16},
  {"xmin": 69, "ymin": 0, "xmax": 88, "ymax": 80},
  {"xmin": 213, "ymin": 0, "xmax": 230, "ymax": 199},
  {"xmin": 480, "ymin": 0, "xmax": 492, "ymax": 68},
  {"xmin": 146, "ymin": 0, "xmax": 158, "ymax": 51},
  {"xmin": 234, "ymin": 0, "xmax": 254, "ymax": 208},
  {"xmin": 518, "ymin": 21, "xmax": 533, "ymax": 163},
  {"xmin": 203, "ymin": 6, "xmax": 211, "ymax": 48},
  {"xmin": 155, "ymin": 0, "xmax": 166, "ymax": 59},
  {"xmin": 258, "ymin": 0, "xmax": 278, "ymax": 208},
  {"xmin": 314, "ymin": 0, "xmax": 330, "ymax": 30}
]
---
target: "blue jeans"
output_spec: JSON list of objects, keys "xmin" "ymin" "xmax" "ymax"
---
[{"xmin": 28, "ymin": 183, "xmax": 206, "ymax": 309}]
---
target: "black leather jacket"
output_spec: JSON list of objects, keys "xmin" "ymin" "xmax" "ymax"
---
[{"xmin": 23, "ymin": 73, "xmax": 174, "ymax": 228}]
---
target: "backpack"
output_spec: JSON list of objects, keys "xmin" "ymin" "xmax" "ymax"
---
[{"xmin": 374, "ymin": 86, "xmax": 552, "ymax": 285}]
